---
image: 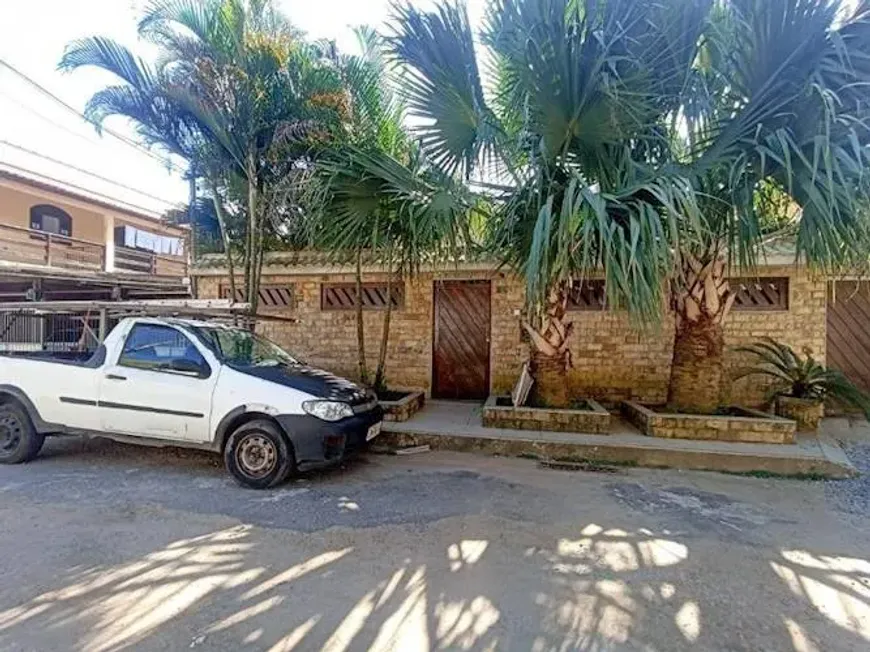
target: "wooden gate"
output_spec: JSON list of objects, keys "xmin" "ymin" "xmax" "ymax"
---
[
  {"xmin": 433, "ymin": 280, "xmax": 491, "ymax": 400},
  {"xmin": 827, "ymin": 281, "xmax": 870, "ymax": 393}
]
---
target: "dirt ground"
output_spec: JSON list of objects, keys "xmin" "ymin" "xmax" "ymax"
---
[{"xmin": 0, "ymin": 432, "xmax": 868, "ymax": 652}]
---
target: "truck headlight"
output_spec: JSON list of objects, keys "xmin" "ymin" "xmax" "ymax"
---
[{"xmin": 302, "ymin": 400, "xmax": 353, "ymax": 422}]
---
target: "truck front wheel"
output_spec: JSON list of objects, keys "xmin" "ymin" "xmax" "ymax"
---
[
  {"xmin": 224, "ymin": 419, "xmax": 294, "ymax": 489},
  {"xmin": 0, "ymin": 401, "xmax": 44, "ymax": 464}
]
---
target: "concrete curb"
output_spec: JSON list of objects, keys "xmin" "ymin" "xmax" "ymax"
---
[{"xmin": 379, "ymin": 429, "xmax": 858, "ymax": 479}]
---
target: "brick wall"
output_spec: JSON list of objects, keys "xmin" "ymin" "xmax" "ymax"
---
[
  {"xmin": 199, "ymin": 271, "xmax": 432, "ymax": 389},
  {"xmin": 197, "ymin": 268, "xmax": 516, "ymax": 393},
  {"xmin": 723, "ymin": 266, "xmax": 827, "ymax": 406},
  {"xmin": 196, "ymin": 263, "xmax": 826, "ymax": 408}
]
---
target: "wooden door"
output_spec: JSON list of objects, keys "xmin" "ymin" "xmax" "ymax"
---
[
  {"xmin": 827, "ymin": 281, "xmax": 870, "ymax": 393},
  {"xmin": 433, "ymin": 280, "xmax": 491, "ymax": 400}
]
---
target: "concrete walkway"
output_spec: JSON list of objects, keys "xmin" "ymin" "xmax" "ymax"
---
[{"xmin": 382, "ymin": 401, "xmax": 857, "ymax": 478}]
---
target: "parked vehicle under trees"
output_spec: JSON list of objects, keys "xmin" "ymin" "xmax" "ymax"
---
[{"xmin": 0, "ymin": 316, "xmax": 383, "ymax": 488}]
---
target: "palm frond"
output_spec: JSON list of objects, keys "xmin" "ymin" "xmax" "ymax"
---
[
  {"xmin": 688, "ymin": 0, "xmax": 870, "ymax": 273},
  {"xmin": 59, "ymin": 37, "xmax": 157, "ymax": 90},
  {"xmin": 139, "ymin": 0, "xmax": 245, "ymax": 64},
  {"xmin": 315, "ymin": 145, "xmax": 474, "ymax": 271},
  {"xmin": 389, "ymin": 1, "xmax": 497, "ymax": 177}
]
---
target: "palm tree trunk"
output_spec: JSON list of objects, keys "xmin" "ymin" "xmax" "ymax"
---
[
  {"xmin": 187, "ymin": 175, "xmax": 199, "ymax": 297},
  {"xmin": 373, "ymin": 266, "xmax": 394, "ymax": 395},
  {"xmin": 354, "ymin": 248, "xmax": 369, "ymax": 386},
  {"xmin": 667, "ymin": 253, "xmax": 737, "ymax": 413},
  {"xmin": 668, "ymin": 314, "xmax": 725, "ymax": 413},
  {"xmin": 245, "ymin": 154, "xmax": 261, "ymax": 321},
  {"xmin": 243, "ymin": 203, "xmax": 254, "ymax": 315},
  {"xmin": 529, "ymin": 346, "xmax": 569, "ymax": 407},
  {"xmin": 208, "ymin": 178, "xmax": 237, "ymax": 301},
  {"xmin": 242, "ymin": 180, "xmax": 253, "ymax": 310},
  {"xmin": 523, "ymin": 283, "xmax": 573, "ymax": 408}
]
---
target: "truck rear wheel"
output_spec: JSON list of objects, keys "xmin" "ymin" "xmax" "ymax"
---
[
  {"xmin": 0, "ymin": 401, "xmax": 44, "ymax": 464},
  {"xmin": 224, "ymin": 419, "xmax": 294, "ymax": 489}
]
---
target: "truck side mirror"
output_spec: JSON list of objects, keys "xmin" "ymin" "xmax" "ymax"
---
[{"xmin": 168, "ymin": 358, "xmax": 209, "ymax": 377}]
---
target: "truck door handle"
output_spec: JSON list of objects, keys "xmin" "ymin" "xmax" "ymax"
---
[{"xmin": 105, "ymin": 374, "xmax": 127, "ymax": 381}]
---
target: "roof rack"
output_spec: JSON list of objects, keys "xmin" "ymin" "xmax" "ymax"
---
[{"xmin": 0, "ymin": 299, "xmax": 297, "ymax": 323}]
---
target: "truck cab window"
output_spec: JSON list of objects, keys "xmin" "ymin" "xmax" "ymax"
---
[{"xmin": 119, "ymin": 324, "xmax": 207, "ymax": 374}]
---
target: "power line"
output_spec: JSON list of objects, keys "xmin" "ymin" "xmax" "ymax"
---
[
  {"xmin": 0, "ymin": 90, "xmax": 123, "ymax": 152},
  {"xmin": 0, "ymin": 140, "xmax": 180, "ymax": 209},
  {"xmin": 0, "ymin": 58, "xmax": 185, "ymax": 174},
  {"xmin": 0, "ymin": 58, "xmax": 180, "ymax": 171}
]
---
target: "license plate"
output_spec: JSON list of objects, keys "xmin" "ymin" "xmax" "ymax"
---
[{"xmin": 366, "ymin": 422, "xmax": 382, "ymax": 441}]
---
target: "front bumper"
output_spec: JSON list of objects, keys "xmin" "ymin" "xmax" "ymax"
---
[{"xmin": 276, "ymin": 405, "xmax": 384, "ymax": 470}]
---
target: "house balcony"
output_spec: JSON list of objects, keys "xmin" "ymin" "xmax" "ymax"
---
[
  {"xmin": 113, "ymin": 244, "xmax": 187, "ymax": 277},
  {"xmin": 0, "ymin": 223, "xmax": 187, "ymax": 278}
]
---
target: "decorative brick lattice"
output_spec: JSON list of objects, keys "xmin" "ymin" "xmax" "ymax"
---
[
  {"xmin": 568, "ymin": 279, "xmax": 607, "ymax": 311},
  {"xmin": 321, "ymin": 283, "xmax": 404, "ymax": 310},
  {"xmin": 730, "ymin": 277, "xmax": 789, "ymax": 311},
  {"xmin": 220, "ymin": 284, "xmax": 295, "ymax": 309}
]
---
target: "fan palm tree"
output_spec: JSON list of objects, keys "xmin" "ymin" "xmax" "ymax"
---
[
  {"xmin": 388, "ymin": 0, "xmax": 705, "ymax": 406},
  {"xmin": 311, "ymin": 28, "xmax": 410, "ymax": 386},
  {"xmin": 312, "ymin": 29, "xmax": 473, "ymax": 391},
  {"xmin": 387, "ymin": 0, "xmax": 870, "ymax": 410},
  {"xmin": 664, "ymin": 0, "xmax": 870, "ymax": 411},
  {"xmin": 59, "ymin": 0, "xmax": 347, "ymax": 315}
]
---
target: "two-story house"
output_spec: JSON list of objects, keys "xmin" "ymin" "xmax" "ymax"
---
[
  {"xmin": 0, "ymin": 165, "xmax": 191, "ymax": 353},
  {"xmin": 0, "ymin": 165, "xmax": 190, "ymax": 303}
]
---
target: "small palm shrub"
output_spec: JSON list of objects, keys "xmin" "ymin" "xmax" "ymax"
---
[{"xmin": 734, "ymin": 338, "xmax": 870, "ymax": 420}]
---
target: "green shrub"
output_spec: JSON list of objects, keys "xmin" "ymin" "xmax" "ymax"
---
[{"xmin": 734, "ymin": 338, "xmax": 870, "ymax": 419}]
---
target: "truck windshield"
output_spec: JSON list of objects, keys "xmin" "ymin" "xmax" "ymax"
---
[{"xmin": 195, "ymin": 327, "xmax": 299, "ymax": 367}]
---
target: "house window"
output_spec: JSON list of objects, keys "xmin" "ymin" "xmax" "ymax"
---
[
  {"xmin": 220, "ymin": 284, "xmax": 296, "ymax": 309},
  {"xmin": 30, "ymin": 205, "xmax": 72, "ymax": 237},
  {"xmin": 729, "ymin": 277, "xmax": 789, "ymax": 311},
  {"xmin": 321, "ymin": 283, "xmax": 404, "ymax": 310},
  {"xmin": 567, "ymin": 279, "xmax": 607, "ymax": 311}
]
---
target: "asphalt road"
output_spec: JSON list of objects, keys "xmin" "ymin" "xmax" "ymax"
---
[{"xmin": 0, "ymin": 435, "xmax": 867, "ymax": 652}]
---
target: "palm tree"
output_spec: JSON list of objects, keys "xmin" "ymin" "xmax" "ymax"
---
[
  {"xmin": 310, "ymin": 28, "xmax": 473, "ymax": 392},
  {"xmin": 317, "ymin": 146, "xmax": 472, "ymax": 393},
  {"xmin": 313, "ymin": 28, "xmax": 410, "ymax": 387},
  {"xmin": 663, "ymin": 0, "xmax": 870, "ymax": 411},
  {"xmin": 387, "ymin": 0, "xmax": 870, "ymax": 410},
  {"xmin": 59, "ymin": 0, "xmax": 347, "ymax": 315},
  {"xmin": 388, "ymin": 0, "xmax": 703, "ymax": 406}
]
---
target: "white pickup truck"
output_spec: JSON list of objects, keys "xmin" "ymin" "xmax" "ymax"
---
[{"xmin": 0, "ymin": 317, "xmax": 383, "ymax": 488}]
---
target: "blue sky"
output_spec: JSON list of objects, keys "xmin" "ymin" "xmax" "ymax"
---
[{"xmin": 0, "ymin": 0, "xmax": 483, "ymax": 214}]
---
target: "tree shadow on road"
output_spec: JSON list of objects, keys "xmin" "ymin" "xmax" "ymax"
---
[{"xmin": 0, "ymin": 511, "xmax": 867, "ymax": 651}]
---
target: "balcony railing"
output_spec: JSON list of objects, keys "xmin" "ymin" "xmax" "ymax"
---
[
  {"xmin": 114, "ymin": 245, "xmax": 187, "ymax": 277},
  {"xmin": 0, "ymin": 223, "xmax": 104, "ymax": 271},
  {"xmin": 0, "ymin": 223, "xmax": 187, "ymax": 277}
]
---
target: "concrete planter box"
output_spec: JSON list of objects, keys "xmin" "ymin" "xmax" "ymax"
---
[
  {"xmin": 379, "ymin": 390, "xmax": 426, "ymax": 422},
  {"xmin": 622, "ymin": 401, "xmax": 796, "ymax": 444},
  {"xmin": 775, "ymin": 396, "xmax": 824, "ymax": 432},
  {"xmin": 482, "ymin": 395, "xmax": 611, "ymax": 434}
]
